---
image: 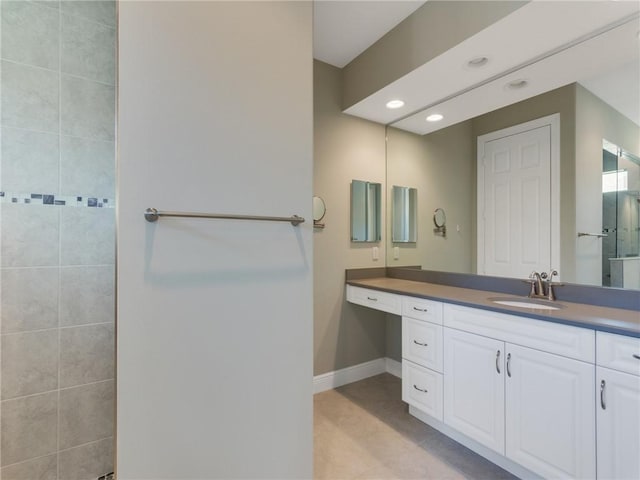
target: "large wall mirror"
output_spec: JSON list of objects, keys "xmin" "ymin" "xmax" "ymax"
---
[{"xmin": 386, "ymin": 12, "xmax": 639, "ymax": 290}]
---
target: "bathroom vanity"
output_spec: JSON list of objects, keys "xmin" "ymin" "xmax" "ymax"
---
[{"xmin": 346, "ymin": 273, "xmax": 640, "ymax": 480}]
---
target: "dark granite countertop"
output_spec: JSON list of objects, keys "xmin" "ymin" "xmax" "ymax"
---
[{"xmin": 347, "ymin": 277, "xmax": 640, "ymax": 338}]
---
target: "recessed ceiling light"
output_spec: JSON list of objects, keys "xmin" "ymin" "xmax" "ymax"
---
[
  {"xmin": 505, "ymin": 79, "xmax": 528, "ymax": 90},
  {"xmin": 467, "ymin": 56, "xmax": 489, "ymax": 68},
  {"xmin": 426, "ymin": 114, "xmax": 444, "ymax": 122},
  {"xmin": 386, "ymin": 100, "xmax": 405, "ymax": 109}
]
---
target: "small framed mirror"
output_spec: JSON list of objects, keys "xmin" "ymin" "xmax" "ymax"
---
[
  {"xmin": 313, "ymin": 196, "xmax": 326, "ymax": 228},
  {"xmin": 433, "ymin": 207, "xmax": 446, "ymax": 236},
  {"xmin": 351, "ymin": 180, "xmax": 381, "ymax": 242},
  {"xmin": 392, "ymin": 186, "xmax": 417, "ymax": 242}
]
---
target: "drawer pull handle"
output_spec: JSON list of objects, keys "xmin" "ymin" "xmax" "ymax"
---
[
  {"xmin": 600, "ymin": 379, "xmax": 606, "ymax": 410},
  {"xmin": 506, "ymin": 353, "xmax": 512, "ymax": 378},
  {"xmin": 413, "ymin": 340, "xmax": 428, "ymax": 347},
  {"xmin": 367, "ymin": 296, "xmax": 378, "ymax": 302},
  {"xmin": 496, "ymin": 350, "xmax": 501, "ymax": 374},
  {"xmin": 413, "ymin": 384, "xmax": 428, "ymax": 393},
  {"xmin": 633, "ymin": 354, "xmax": 640, "ymax": 360},
  {"xmin": 413, "ymin": 307, "xmax": 428, "ymax": 312}
]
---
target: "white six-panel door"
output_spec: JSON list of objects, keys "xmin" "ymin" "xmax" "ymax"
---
[{"xmin": 478, "ymin": 115, "xmax": 560, "ymax": 279}]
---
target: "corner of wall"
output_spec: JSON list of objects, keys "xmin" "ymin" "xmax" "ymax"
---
[{"xmin": 313, "ymin": 59, "xmax": 388, "ymax": 376}]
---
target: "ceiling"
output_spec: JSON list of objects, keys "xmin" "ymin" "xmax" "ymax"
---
[
  {"xmin": 580, "ymin": 59, "xmax": 639, "ymax": 127},
  {"xmin": 313, "ymin": 1, "xmax": 425, "ymax": 68},
  {"xmin": 313, "ymin": 1, "xmax": 640, "ymax": 133}
]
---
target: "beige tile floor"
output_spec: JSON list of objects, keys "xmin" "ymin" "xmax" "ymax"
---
[{"xmin": 314, "ymin": 373, "xmax": 518, "ymax": 480}]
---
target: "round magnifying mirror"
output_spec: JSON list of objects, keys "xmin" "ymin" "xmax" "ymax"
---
[
  {"xmin": 313, "ymin": 196, "xmax": 326, "ymax": 222},
  {"xmin": 433, "ymin": 208, "xmax": 446, "ymax": 228}
]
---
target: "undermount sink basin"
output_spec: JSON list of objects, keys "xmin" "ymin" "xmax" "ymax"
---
[{"xmin": 488, "ymin": 297, "xmax": 565, "ymax": 311}]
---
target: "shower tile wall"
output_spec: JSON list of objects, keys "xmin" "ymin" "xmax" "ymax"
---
[{"xmin": 0, "ymin": 1, "xmax": 115, "ymax": 479}]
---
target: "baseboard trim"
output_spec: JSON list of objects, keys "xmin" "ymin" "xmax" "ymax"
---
[
  {"xmin": 385, "ymin": 357, "xmax": 402, "ymax": 378},
  {"xmin": 313, "ymin": 357, "xmax": 403, "ymax": 394},
  {"xmin": 313, "ymin": 358, "xmax": 386, "ymax": 394}
]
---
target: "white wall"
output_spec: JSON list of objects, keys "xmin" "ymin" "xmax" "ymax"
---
[{"xmin": 117, "ymin": 2, "xmax": 313, "ymax": 478}]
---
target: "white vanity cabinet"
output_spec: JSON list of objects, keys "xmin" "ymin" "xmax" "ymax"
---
[
  {"xmin": 443, "ymin": 304, "xmax": 596, "ymax": 479},
  {"xmin": 596, "ymin": 333, "xmax": 640, "ymax": 480},
  {"xmin": 345, "ymin": 283, "xmax": 639, "ymax": 480}
]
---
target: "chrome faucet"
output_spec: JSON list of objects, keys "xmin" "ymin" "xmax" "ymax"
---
[
  {"xmin": 528, "ymin": 270, "xmax": 559, "ymax": 301},
  {"xmin": 529, "ymin": 271, "xmax": 544, "ymax": 298}
]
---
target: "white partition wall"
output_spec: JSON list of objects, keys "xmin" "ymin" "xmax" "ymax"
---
[{"xmin": 117, "ymin": 2, "xmax": 313, "ymax": 478}]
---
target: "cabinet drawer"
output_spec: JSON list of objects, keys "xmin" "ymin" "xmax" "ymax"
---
[
  {"xmin": 444, "ymin": 304, "xmax": 595, "ymax": 363},
  {"xmin": 402, "ymin": 317, "xmax": 443, "ymax": 372},
  {"xmin": 346, "ymin": 285, "xmax": 401, "ymax": 315},
  {"xmin": 402, "ymin": 297, "xmax": 443, "ymax": 324},
  {"xmin": 402, "ymin": 361, "xmax": 443, "ymax": 421},
  {"xmin": 597, "ymin": 332, "xmax": 640, "ymax": 376}
]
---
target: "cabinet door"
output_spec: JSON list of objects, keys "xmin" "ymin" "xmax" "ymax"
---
[
  {"xmin": 597, "ymin": 366, "xmax": 640, "ymax": 480},
  {"xmin": 444, "ymin": 328, "xmax": 505, "ymax": 454},
  {"xmin": 506, "ymin": 344, "xmax": 595, "ymax": 479}
]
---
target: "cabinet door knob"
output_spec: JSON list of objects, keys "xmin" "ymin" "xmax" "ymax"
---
[
  {"xmin": 496, "ymin": 350, "xmax": 501, "ymax": 374},
  {"xmin": 413, "ymin": 340, "xmax": 428, "ymax": 347},
  {"xmin": 600, "ymin": 379, "xmax": 606, "ymax": 410},
  {"xmin": 413, "ymin": 384, "xmax": 428, "ymax": 393},
  {"xmin": 506, "ymin": 353, "xmax": 512, "ymax": 378}
]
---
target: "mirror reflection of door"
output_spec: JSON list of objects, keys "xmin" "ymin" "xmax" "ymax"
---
[
  {"xmin": 477, "ymin": 114, "xmax": 559, "ymax": 279},
  {"xmin": 603, "ymin": 141, "xmax": 640, "ymax": 288}
]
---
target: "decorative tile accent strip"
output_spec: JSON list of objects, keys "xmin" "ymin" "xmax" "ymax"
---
[{"xmin": 0, "ymin": 192, "xmax": 115, "ymax": 208}]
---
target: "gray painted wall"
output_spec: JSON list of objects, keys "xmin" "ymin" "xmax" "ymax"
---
[{"xmin": 314, "ymin": 60, "xmax": 387, "ymax": 376}]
